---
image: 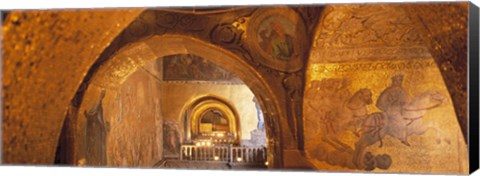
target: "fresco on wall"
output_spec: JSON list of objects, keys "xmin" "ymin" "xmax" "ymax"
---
[
  {"xmin": 242, "ymin": 97, "xmax": 267, "ymax": 147},
  {"xmin": 163, "ymin": 54, "xmax": 242, "ymax": 83},
  {"xmin": 257, "ymin": 17, "xmax": 295, "ymax": 61},
  {"xmin": 163, "ymin": 120, "xmax": 180, "ymax": 157},
  {"xmin": 84, "ymin": 89, "xmax": 108, "ymax": 166},
  {"xmin": 103, "ymin": 69, "xmax": 164, "ymax": 167},
  {"xmin": 246, "ymin": 7, "xmax": 307, "ymax": 72},
  {"xmin": 304, "ymin": 59, "xmax": 468, "ymax": 173},
  {"xmin": 252, "ymin": 97, "xmax": 265, "ymax": 131}
]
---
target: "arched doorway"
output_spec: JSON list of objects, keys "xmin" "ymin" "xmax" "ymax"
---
[
  {"xmin": 183, "ymin": 96, "xmax": 241, "ymax": 145},
  {"xmin": 56, "ymin": 34, "xmax": 284, "ymax": 168}
]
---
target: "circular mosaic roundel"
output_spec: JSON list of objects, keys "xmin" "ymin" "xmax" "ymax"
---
[{"xmin": 246, "ymin": 7, "xmax": 307, "ymax": 72}]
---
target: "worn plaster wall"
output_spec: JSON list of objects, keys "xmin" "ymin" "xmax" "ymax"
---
[
  {"xmin": 160, "ymin": 82, "xmax": 259, "ymax": 141},
  {"xmin": 302, "ymin": 4, "xmax": 468, "ymax": 174},
  {"xmin": 76, "ymin": 62, "xmax": 163, "ymax": 167}
]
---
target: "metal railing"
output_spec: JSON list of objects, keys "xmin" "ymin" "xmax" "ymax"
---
[
  {"xmin": 180, "ymin": 145, "xmax": 266, "ymax": 164},
  {"xmin": 230, "ymin": 146, "xmax": 266, "ymax": 164}
]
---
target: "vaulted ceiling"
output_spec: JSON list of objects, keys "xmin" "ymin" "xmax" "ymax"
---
[{"xmin": 1, "ymin": 3, "xmax": 469, "ymax": 166}]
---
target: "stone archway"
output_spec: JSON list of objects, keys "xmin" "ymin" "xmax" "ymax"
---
[{"xmin": 58, "ymin": 34, "xmax": 284, "ymax": 168}]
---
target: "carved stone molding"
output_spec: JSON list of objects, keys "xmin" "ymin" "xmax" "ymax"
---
[{"xmin": 210, "ymin": 23, "xmax": 243, "ymax": 45}]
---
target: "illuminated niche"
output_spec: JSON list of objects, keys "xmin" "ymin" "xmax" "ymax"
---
[{"xmin": 187, "ymin": 97, "xmax": 240, "ymax": 146}]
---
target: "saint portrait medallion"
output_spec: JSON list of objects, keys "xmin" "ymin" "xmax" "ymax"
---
[{"xmin": 247, "ymin": 7, "xmax": 307, "ymax": 72}]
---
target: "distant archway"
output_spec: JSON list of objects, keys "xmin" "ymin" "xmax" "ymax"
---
[
  {"xmin": 182, "ymin": 96, "xmax": 241, "ymax": 145},
  {"xmin": 57, "ymin": 34, "xmax": 284, "ymax": 168}
]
